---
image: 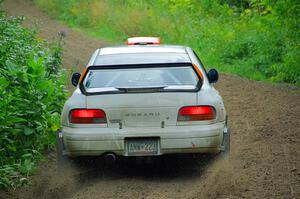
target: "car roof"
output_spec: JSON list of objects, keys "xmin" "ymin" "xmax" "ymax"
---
[
  {"xmin": 98, "ymin": 45, "xmax": 188, "ymax": 55},
  {"xmin": 91, "ymin": 45, "xmax": 191, "ymax": 66}
]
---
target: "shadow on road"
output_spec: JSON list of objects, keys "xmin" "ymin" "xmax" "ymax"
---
[{"xmin": 64, "ymin": 154, "xmax": 216, "ymax": 184}]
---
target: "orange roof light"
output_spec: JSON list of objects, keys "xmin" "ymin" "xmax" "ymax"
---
[{"xmin": 127, "ymin": 37, "xmax": 160, "ymax": 45}]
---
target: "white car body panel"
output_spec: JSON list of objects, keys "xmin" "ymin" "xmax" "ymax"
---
[
  {"xmin": 99, "ymin": 45, "xmax": 186, "ymax": 55},
  {"xmin": 61, "ymin": 45, "xmax": 227, "ymax": 157}
]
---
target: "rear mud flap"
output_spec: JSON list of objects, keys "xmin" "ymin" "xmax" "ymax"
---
[
  {"xmin": 220, "ymin": 115, "xmax": 230, "ymax": 152},
  {"xmin": 57, "ymin": 131, "xmax": 67, "ymax": 156}
]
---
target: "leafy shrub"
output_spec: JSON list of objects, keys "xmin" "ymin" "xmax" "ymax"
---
[
  {"xmin": 0, "ymin": 11, "xmax": 67, "ymax": 188},
  {"xmin": 35, "ymin": 0, "xmax": 300, "ymax": 85}
]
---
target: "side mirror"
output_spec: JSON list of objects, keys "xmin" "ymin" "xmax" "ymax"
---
[
  {"xmin": 71, "ymin": 72, "xmax": 81, "ymax": 87},
  {"xmin": 207, "ymin": 69, "xmax": 219, "ymax": 83}
]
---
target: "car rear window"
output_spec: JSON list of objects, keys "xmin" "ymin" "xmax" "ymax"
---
[{"xmin": 83, "ymin": 65, "xmax": 199, "ymax": 92}]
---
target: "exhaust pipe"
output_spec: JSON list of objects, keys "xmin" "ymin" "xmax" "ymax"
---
[{"xmin": 104, "ymin": 153, "xmax": 117, "ymax": 165}]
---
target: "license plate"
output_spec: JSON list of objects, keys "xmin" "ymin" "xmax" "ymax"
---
[{"xmin": 126, "ymin": 138, "xmax": 158, "ymax": 156}]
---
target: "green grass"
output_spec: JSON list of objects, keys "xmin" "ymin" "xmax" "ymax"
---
[{"xmin": 34, "ymin": 0, "xmax": 300, "ymax": 86}]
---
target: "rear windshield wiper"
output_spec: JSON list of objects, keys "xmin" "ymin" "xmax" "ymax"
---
[
  {"xmin": 85, "ymin": 87, "xmax": 125, "ymax": 93},
  {"xmin": 116, "ymin": 86, "xmax": 167, "ymax": 93}
]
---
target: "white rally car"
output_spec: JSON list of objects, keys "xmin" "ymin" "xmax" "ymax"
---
[{"xmin": 57, "ymin": 37, "xmax": 230, "ymax": 164}]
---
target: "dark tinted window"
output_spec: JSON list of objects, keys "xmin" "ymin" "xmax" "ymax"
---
[{"xmin": 84, "ymin": 66, "xmax": 199, "ymax": 89}]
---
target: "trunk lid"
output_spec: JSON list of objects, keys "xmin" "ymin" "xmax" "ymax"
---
[{"xmin": 86, "ymin": 93, "xmax": 196, "ymax": 127}]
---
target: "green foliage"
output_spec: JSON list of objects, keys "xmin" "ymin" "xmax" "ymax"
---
[
  {"xmin": 34, "ymin": 0, "xmax": 299, "ymax": 85},
  {"xmin": 0, "ymin": 11, "xmax": 67, "ymax": 188}
]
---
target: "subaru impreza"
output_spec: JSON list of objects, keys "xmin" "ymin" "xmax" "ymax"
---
[{"xmin": 57, "ymin": 37, "xmax": 230, "ymax": 165}]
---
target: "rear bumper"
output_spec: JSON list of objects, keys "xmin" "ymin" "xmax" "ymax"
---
[{"xmin": 61, "ymin": 122, "xmax": 225, "ymax": 156}]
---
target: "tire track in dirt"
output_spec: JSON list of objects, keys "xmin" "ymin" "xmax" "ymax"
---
[{"xmin": 1, "ymin": 0, "xmax": 300, "ymax": 199}]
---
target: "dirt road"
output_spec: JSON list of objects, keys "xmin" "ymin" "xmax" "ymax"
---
[{"xmin": 1, "ymin": 0, "xmax": 300, "ymax": 198}]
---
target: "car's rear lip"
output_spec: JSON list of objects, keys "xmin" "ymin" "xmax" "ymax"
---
[{"xmin": 61, "ymin": 122, "xmax": 224, "ymax": 156}]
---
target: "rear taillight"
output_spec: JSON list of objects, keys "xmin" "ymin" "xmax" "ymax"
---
[
  {"xmin": 70, "ymin": 109, "xmax": 107, "ymax": 124},
  {"xmin": 177, "ymin": 106, "xmax": 216, "ymax": 121}
]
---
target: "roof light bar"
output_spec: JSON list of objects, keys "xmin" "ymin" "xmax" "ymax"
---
[{"xmin": 127, "ymin": 37, "xmax": 160, "ymax": 45}]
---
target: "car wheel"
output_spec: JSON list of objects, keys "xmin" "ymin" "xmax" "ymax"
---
[{"xmin": 56, "ymin": 131, "xmax": 73, "ymax": 172}]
